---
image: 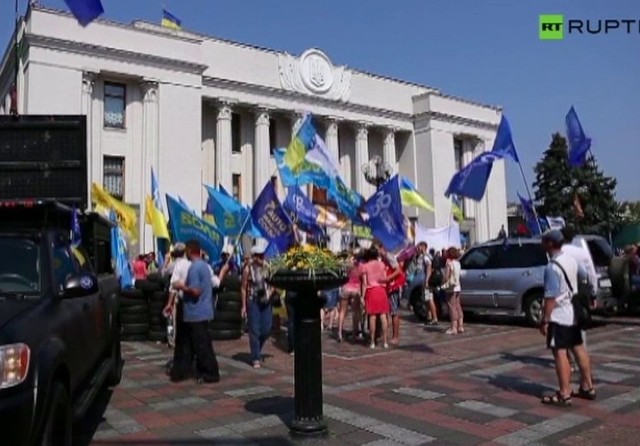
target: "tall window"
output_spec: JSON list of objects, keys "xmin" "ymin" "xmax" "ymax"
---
[
  {"xmin": 231, "ymin": 113, "xmax": 242, "ymax": 153},
  {"xmin": 270, "ymin": 175, "xmax": 278, "ymax": 189},
  {"xmin": 269, "ymin": 118, "xmax": 277, "ymax": 156},
  {"xmin": 103, "ymin": 156, "xmax": 125, "ymax": 200},
  {"xmin": 454, "ymin": 137, "xmax": 464, "ymax": 171},
  {"xmin": 232, "ymin": 174, "xmax": 242, "ymax": 202},
  {"xmin": 103, "ymin": 82, "xmax": 126, "ymax": 128}
]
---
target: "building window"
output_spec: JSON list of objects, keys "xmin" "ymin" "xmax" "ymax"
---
[
  {"xmin": 103, "ymin": 156, "xmax": 125, "ymax": 200},
  {"xmin": 270, "ymin": 175, "xmax": 278, "ymax": 189},
  {"xmin": 103, "ymin": 82, "xmax": 126, "ymax": 128},
  {"xmin": 232, "ymin": 174, "xmax": 242, "ymax": 201},
  {"xmin": 269, "ymin": 118, "xmax": 277, "ymax": 156},
  {"xmin": 231, "ymin": 113, "xmax": 242, "ymax": 153},
  {"xmin": 454, "ymin": 137, "xmax": 464, "ymax": 171}
]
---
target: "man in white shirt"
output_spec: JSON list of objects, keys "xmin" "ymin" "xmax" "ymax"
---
[
  {"xmin": 561, "ymin": 226, "xmax": 598, "ymax": 298},
  {"xmin": 540, "ymin": 230, "xmax": 595, "ymax": 407}
]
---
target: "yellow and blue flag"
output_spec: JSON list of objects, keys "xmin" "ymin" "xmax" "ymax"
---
[
  {"xmin": 92, "ymin": 183, "xmax": 138, "ymax": 242},
  {"xmin": 399, "ymin": 177, "xmax": 434, "ymax": 212},
  {"xmin": 109, "ymin": 210, "xmax": 134, "ymax": 288},
  {"xmin": 451, "ymin": 195, "xmax": 465, "ymax": 222},
  {"xmin": 145, "ymin": 168, "xmax": 170, "ymax": 240},
  {"xmin": 161, "ymin": 9, "xmax": 182, "ymax": 30},
  {"xmin": 284, "ymin": 115, "xmax": 340, "ymax": 179}
]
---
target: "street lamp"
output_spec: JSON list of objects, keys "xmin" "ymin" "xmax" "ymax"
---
[{"xmin": 362, "ymin": 155, "xmax": 393, "ymax": 190}]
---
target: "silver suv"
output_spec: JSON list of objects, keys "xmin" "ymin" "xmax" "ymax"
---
[{"xmin": 459, "ymin": 235, "xmax": 617, "ymax": 325}]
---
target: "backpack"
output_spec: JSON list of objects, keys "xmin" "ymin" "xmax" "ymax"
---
[
  {"xmin": 404, "ymin": 254, "xmax": 420, "ymax": 282},
  {"xmin": 428, "ymin": 255, "xmax": 445, "ymax": 288}
]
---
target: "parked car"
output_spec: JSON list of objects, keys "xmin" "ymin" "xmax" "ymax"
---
[{"xmin": 404, "ymin": 235, "xmax": 618, "ymax": 326}]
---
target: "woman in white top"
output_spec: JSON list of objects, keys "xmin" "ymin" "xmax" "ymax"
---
[{"xmin": 444, "ymin": 247, "xmax": 464, "ymax": 335}]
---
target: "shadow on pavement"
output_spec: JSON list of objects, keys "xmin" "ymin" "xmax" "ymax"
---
[
  {"xmin": 487, "ymin": 374, "xmax": 553, "ymax": 398},
  {"xmin": 395, "ymin": 343, "xmax": 435, "ymax": 354},
  {"xmin": 501, "ymin": 352, "xmax": 554, "ymax": 369},
  {"xmin": 73, "ymin": 386, "xmax": 113, "ymax": 446},
  {"xmin": 91, "ymin": 439, "xmax": 287, "ymax": 445},
  {"xmin": 245, "ymin": 395, "xmax": 294, "ymax": 426}
]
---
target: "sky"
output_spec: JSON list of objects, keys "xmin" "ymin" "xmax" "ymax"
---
[{"xmin": 1, "ymin": 0, "xmax": 638, "ymax": 202}]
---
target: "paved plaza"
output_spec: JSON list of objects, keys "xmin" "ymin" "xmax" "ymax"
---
[{"xmin": 78, "ymin": 314, "xmax": 640, "ymax": 446}]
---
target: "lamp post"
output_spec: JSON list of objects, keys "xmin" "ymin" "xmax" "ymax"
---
[{"xmin": 362, "ymin": 155, "xmax": 393, "ymax": 191}]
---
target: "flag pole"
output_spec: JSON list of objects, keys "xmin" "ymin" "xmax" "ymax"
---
[{"xmin": 517, "ymin": 161, "xmax": 543, "ymax": 235}]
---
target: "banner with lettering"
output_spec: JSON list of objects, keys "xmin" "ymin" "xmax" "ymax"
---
[
  {"xmin": 166, "ymin": 194, "xmax": 224, "ymax": 261},
  {"xmin": 364, "ymin": 175, "xmax": 407, "ymax": 252},
  {"xmin": 250, "ymin": 182, "xmax": 296, "ymax": 253},
  {"xmin": 283, "ymin": 186, "xmax": 324, "ymax": 235}
]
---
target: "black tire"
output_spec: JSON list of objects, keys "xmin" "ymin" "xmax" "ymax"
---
[
  {"xmin": 105, "ymin": 325, "xmax": 123, "ymax": 387},
  {"xmin": 218, "ymin": 290, "xmax": 241, "ymax": 303},
  {"xmin": 215, "ymin": 310, "xmax": 242, "ymax": 323},
  {"xmin": 120, "ymin": 289, "xmax": 146, "ymax": 300},
  {"xmin": 121, "ymin": 314, "xmax": 149, "ymax": 324},
  {"xmin": 523, "ymin": 290, "xmax": 544, "ymax": 327},
  {"xmin": 610, "ymin": 256, "xmax": 630, "ymax": 299},
  {"xmin": 151, "ymin": 291, "xmax": 167, "ymax": 302},
  {"xmin": 121, "ymin": 334, "xmax": 148, "ymax": 342},
  {"xmin": 209, "ymin": 320, "xmax": 242, "ymax": 331},
  {"xmin": 410, "ymin": 287, "xmax": 427, "ymax": 321},
  {"xmin": 148, "ymin": 331, "xmax": 167, "ymax": 342},
  {"xmin": 217, "ymin": 299, "xmax": 242, "ymax": 312},
  {"xmin": 39, "ymin": 381, "xmax": 72, "ymax": 446},
  {"xmin": 208, "ymin": 329, "xmax": 242, "ymax": 341},
  {"xmin": 135, "ymin": 280, "xmax": 163, "ymax": 293},
  {"xmin": 122, "ymin": 323, "xmax": 149, "ymax": 335},
  {"xmin": 221, "ymin": 275, "xmax": 242, "ymax": 292},
  {"xmin": 147, "ymin": 272, "xmax": 164, "ymax": 284}
]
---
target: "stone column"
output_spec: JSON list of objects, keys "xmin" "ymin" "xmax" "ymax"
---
[
  {"xmin": 354, "ymin": 122, "xmax": 370, "ymax": 197},
  {"xmin": 216, "ymin": 102, "xmax": 233, "ymax": 191},
  {"xmin": 140, "ymin": 80, "xmax": 160, "ymax": 252},
  {"xmin": 382, "ymin": 127, "xmax": 397, "ymax": 170},
  {"xmin": 82, "ymin": 72, "xmax": 97, "ymax": 210},
  {"xmin": 254, "ymin": 107, "xmax": 271, "ymax": 201},
  {"xmin": 324, "ymin": 118, "xmax": 341, "ymax": 252}
]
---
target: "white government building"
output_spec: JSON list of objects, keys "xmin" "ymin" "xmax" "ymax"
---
[{"xmin": 0, "ymin": 5, "xmax": 507, "ymax": 252}]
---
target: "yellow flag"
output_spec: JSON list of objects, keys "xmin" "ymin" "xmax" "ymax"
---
[
  {"xmin": 91, "ymin": 183, "xmax": 139, "ymax": 242},
  {"xmin": 145, "ymin": 195, "xmax": 170, "ymax": 239},
  {"xmin": 283, "ymin": 137, "xmax": 306, "ymax": 173}
]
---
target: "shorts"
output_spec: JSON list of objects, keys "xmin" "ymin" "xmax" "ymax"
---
[
  {"xmin": 423, "ymin": 288, "xmax": 433, "ymax": 302},
  {"xmin": 322, "ymin": 289, "xmax": 340, "ymax": 310},
  {"xmin": 546, "ymin": 323, "xmax": 583, "ymax": 350},
  {"xmin": 388, "ymin": 289, "xmax": 401, "ymax": 315}
]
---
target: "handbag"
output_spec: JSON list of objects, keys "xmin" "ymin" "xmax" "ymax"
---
[{"xmin": 550, "ymin": 260, "xmax": 592, "ymax": 330}]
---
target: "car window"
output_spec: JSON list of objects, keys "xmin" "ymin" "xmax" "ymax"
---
[
  {"xmin": 586, "ymin": 239, "xmax": 612, "ymax": 267},
  {"xmin": 52, "ymin": 245, "xmax": 78, "ymax": 291},
  {"xmin": 460, "ymin": 246, "xmax": 499, "ymax": 270},
  {"xmin": 496, "ymin": 243, "xmax": 548, "ymax": 268},
  {"xmin": 0, "ymin": 237, "xmax": 41, "ymax": 294}
]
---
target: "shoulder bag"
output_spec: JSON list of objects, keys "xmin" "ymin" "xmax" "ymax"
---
[{"xmin": 550, "ymin": 260, "xmax": 592, "ymax": 330}]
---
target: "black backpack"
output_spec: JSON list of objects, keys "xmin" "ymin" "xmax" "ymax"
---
[{"xmin": 428, "ymin": 255, "xmax": 445, "ymax": 288}]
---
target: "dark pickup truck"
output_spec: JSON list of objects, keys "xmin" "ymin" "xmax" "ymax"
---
[{"xmin": 0, "ymin": 116, "xmax": 122, "ymax": 445}]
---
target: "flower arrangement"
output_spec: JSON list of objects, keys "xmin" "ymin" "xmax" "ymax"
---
[{"xmin": 267, "ymin": 244, "xmax": 347, "ymax": 278}]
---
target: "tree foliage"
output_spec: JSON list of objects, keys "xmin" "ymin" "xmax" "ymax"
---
[
  {"xmin": 533, "ymin": 133, "xmax": 618, "ymax": 235},
  {"xmin": 618, "ymin": 201, "xmax": 640, "ymax": 224}
]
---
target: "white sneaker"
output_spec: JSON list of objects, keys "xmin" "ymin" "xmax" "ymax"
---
[
  {"xmin": 383, "ymin": 343, "xmax": 389, "ymax": 349},
  {"xmin": 369, "ymin": 343, "xmax": 375, "ymax": 349}
]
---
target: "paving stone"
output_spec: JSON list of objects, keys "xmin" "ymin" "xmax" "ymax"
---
[
  {"xmin": 456, "ymin": 400, "xmax": 518, "ymax": 418},
  {"xmin": 494, "ymin": 413, "xmax": 590, "ymax": 445},
  {"xmin": 595, "ymin": 388, "xmax": 640, "ymax": 412},
  {"xmin": 225, "ymin": 385, "xmax": 275, "ymax": 397},
  {"xmin": 603, "ymin": 362, "xmax": 640, "ymax": 373},
  {"xmin": 393, "ymin": 387, "xmax": 445, "ymax": 400}
]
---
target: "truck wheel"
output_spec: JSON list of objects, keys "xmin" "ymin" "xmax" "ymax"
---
[
  {"xmin": 40, "ymin": 382, "xmax": 72, "ymax": 446},
  {"xmin": 524, "ymin": 291, "xmax": 544, "ymax": 327},
  {"xmin": 105, "ymin": 327, "xmax": 123, "ymax": 386}
]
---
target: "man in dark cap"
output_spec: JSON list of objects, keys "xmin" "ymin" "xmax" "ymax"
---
[{"xmin": 539, "ymin": 230, "xmax": 595, "ymax": 407}]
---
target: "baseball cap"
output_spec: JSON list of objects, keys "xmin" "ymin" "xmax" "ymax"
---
[
  {"xmin": 251, "ymin": 238, "xmax": 268, "ymax": 255},
  {"xmin": 172, "ymin": 242, "xmax": 186, "ymax": 253}
]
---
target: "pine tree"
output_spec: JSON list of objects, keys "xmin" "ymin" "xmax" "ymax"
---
[{"xmin": 533, "ymin": 132, "xmax": 618, "ymax": 235}]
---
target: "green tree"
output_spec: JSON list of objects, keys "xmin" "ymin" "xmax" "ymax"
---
[
  {"xmin": 618, "ymin": 201, "xmax": 640, "ymax": 224},
  {"xmin": 533, "ymin": 132, "xmax": 618, "ymax": 235}
]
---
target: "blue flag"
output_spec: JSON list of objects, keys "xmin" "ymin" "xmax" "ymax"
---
[
  {"xmin": 517, "ymin": 193, "xmax": 542, "ymax": 236},
  {"xmin": 251, "ymin": 182, "xmax": 296, "ymax": 253},
  {"xmin": 327, "ymin": 177, "xmax": 365, "ymax": 223},
  {"xmin": 274, "ymin": 148, "xmax": 332, "ymax": 189},
  {"xmin": 264, "ymin": 243, "xmax": 280, "ymax": 260},
  {"xmin": 71, "ymin": 207, "xmax": 82, "ymax": 248},
  {"xmin": 566, "ymin": 106, "xmax": 592, "ymax": 167},
  {"xmin": 364, "ymin": 175, "xmax": 407, "ymax": 251},
  {"xmin": 491, "ymin": 116, "xmax": 520, "ymax": 163},
  {"xmin": 445, "ymin": 156, "xmax": 494, "ymax": 201},
  {"xmin": 205, "ymin": 185, "xmax": 251, "ymax": 237},
  {"xmin": 63, "ymin": 0, "xmax": 104, "ymax": 26},
  {"xmin": 218, "ymin": 185, "xmax": 262, "ymax": 237},
  {"xmin": 166, "ymin": 194, "xmax": 224, "ymax": 262},
  {"xmin": 284, "ymin": 186, "xmax": 324, "ymax": 235},
  {"xmin": 109, "ymin": 210, "xmax": 134, "ymax": 288}
]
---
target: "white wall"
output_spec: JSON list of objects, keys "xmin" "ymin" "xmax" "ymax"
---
[{"xmin": 25, "ymin": 62, "xmax": 81, "ymax": 113}]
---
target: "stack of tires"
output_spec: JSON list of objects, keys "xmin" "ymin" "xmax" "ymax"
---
[
  {"xmin": 135, "ymin": 273, "xmax": 169, "ymax": 343},
  {"xmin": 209, "ymin": 275, "xmax": 243, "ymax": 341},
  {"xmin": 120, "ymin": 288, "xmax": 149, "ymax": 342}
]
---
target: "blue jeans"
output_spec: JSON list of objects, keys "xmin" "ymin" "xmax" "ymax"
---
[{"xmin": 248, "ymin": 299, "xmax": 273, "ymax": 362}]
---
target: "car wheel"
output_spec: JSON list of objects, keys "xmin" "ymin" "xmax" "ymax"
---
[
  {"xmin": 105, "ymin": 326, "xmax": 123, "ymax": 387},
  {"xmin": 524, "ymin": 292, "xmax": 543, "ymax": 327},
  {"xmin": 208, "ymin": 329, "xmax": 242, "ymax": 341},
  {"xmin": 410, "ymin": 288, "xmax": 427, "ymax": 321},
  {"xmin": 39, "ymin": 382, "xmax": 72, "ymax": 446}
]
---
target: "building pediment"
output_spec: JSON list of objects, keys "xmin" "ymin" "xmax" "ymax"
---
[{"xmin": 277, "ymin": 49, "xmax": 351, "ymax": 103}]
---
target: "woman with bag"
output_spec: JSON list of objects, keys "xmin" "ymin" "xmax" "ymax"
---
[{"xmin": 444, "ymin": 247, "xmax": 464, "ymax": 335}]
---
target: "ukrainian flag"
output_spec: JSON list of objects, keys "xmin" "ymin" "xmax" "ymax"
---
[
  {"xmin": 145, "ymin": 195, "xmax": 170, "ymax": 239},
  {"xmin": 161, "ymin": 9, "xmax": 181, "ymax": 30},
  {"xmin": 399, "ymin": 177, "xmax": 434, "ymax": 212},
  {"xmin": 451, "ymin": 195, "xmax": 465, "ymax": 222}
]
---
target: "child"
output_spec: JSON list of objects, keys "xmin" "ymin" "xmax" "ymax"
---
[{"xmin": 320, "ymin": 288, "xmax": 340, "ymax": 331}]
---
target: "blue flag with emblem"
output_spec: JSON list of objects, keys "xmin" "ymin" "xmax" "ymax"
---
[
  {"xmin": 284, "ymin": 186, "xmax": 324, "ymax": 235},
  {"xmin": 364, "ymin": 175, "xmax": 407, "ymax": 251},
  {"xmin": 566, "ymin": 106, "xmax": 592, "ymax": 167},
  {"xmin": 251, "ymin": 182, "xmax": 296, "ymax": 253},
  {"xmin": 166, "ymin": 194, "xmax": 224, "ymax": 261},
  {"xmin": 109, "ymin": 210, "xmax": 134, "ymax": 288},
  {"xmin": 71, "ymin": 207, "xmax": 82, "ymax": 248}
]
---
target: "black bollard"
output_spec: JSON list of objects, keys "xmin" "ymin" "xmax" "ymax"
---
[{"xmin": 289, "ymin": 288, "xmax": 327, "ymax": 436}]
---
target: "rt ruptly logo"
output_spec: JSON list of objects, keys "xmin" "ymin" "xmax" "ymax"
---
[{"xmin": 540, "ymin": 14, "xmax": 564, "ymax": 40}]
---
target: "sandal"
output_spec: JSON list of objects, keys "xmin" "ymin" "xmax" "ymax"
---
[
  {"xmin": 541, "ymin": 391, "xmax": 572, "ymax": 407},
  {"xmin": 444, "ymin": 328, "xmax": 457, "ymax": 335},
  {"xmin": 572, "ymin": 387, "xmax": 596, "ymax": 401}
]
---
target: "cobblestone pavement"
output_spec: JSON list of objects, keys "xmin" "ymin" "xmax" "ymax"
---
[{"xmin": 78, "ymin": 314, "xmax": 640, "ymax": 445}]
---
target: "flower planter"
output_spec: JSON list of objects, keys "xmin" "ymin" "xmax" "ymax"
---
[{"xmin": 267, "ymin": 268, "xmax": 348, "ymax": 437}]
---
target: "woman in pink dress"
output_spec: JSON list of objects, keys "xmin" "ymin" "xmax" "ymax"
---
[
  {"xmin": 359, "ymin": 247, "xmax": 390, "ymax": 349},
  {"xmin": 337, "ymin": 250, "xmax": 363, "ymax": 342}
]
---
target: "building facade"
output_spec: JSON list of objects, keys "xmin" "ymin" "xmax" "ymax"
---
[{"xmin": 0, "ymin": 5, "xmax": 508, "ymax": 252}]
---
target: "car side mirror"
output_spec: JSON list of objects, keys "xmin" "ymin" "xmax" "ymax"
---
[{"xmin": 63, "ymin": 274, "xmax": 99, "ymax": 298}]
